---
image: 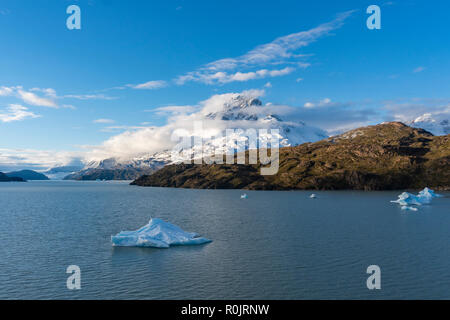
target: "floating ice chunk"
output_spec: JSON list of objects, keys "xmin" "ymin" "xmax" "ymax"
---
[
  {"xmin": 418, "ymin": 187, "xmax": 442, "ymax": 202},
  {"xmin": 391, "ymin": 192, "xmax": 423, "ymax": 206},
  {"xmin": 391, "ymin": 188, "xmax": 442, "ymax": 208},
  {"xmin": 111, "ymin": 218, "xmax": 212, "ymax": 248},
  {"xmin": 241, "ymin": 193, "xmax": 248, "ymax": 199},
  {"xmin": 310, "ymin": 194, "xmax": 317, "ymax": 199},
  {"xmin": 401, "ymin": 205, "xmax": 418, "ymax": 212}
]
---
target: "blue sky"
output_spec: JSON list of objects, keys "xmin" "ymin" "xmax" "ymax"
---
[{"xmin": 0, "ymin": 0, "xmax": 449, "ymax": 170}]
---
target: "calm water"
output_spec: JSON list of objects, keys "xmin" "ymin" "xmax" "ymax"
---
[{"xmin": 0, "ymin": 181, "xmax": 449, "ymax": 299}]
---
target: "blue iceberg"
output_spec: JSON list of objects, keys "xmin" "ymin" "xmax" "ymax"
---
[
  {"xmin": 391, "ymin": 187, "xmax": 442, "ymax": 210},
  {"xmin": 112, "ymin": 218, "xmax": 212, "ymax": 248}
]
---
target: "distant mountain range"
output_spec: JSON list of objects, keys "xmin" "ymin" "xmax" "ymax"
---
[
  {"xmin": 6, "ymin": 170, "xmax": 49, "ymax": 181},
  {"xmin": 61, "ymin": 96, "xmax": 449, "ymax": 182},
  {"xmin": 409, "ymin": 112, "xmax": 449, "ymax": 136},
  {"xmin": 43, "ymin": 165, "xmax": 83, "ymax": 180},
  {"xmin": 0, "ymin": 172, "xmax": 25, "ymax": 182},
  {"xmin": 64, "ymin": 168, "xmax": 156, "ymax": 181},
  {"xmin": 63, "ymin": 153, "xmax": 169, "ymax": 180},
  {"xmin": 64, "ymin": 94, "xmax": 328, "ymax": 180},
  {"xmin": 132, "ymin": 122, "xmax": 450, "ymax": 191}
]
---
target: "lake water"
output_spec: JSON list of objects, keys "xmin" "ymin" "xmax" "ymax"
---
[{"xmin": 0, "ymin": 181, "xmax": 449, "ymax": 299}]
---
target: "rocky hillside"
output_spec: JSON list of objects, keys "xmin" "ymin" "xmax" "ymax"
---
[{"xmin": 132, "ymin": 122, "xmax": 450, "ymax": 190}]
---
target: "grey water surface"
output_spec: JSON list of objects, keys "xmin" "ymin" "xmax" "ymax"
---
[{"xmin": 0, "ymin": 181, "xmax": 449, "ymax": 299}]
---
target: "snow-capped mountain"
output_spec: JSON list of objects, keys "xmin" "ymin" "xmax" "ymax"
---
[
  {"xmin": 68, "ymin": 94, "xmax": 329, "ymax": 180},
  {"xmin": 43, "ymin": 165, "xmax": 83, "ymax": 180},
  {"xmin": 84, "ymin": 151, "xmax": 171, "ymax": 170},
  {"xmin": 201, "ymin": 95, "xmax": 328, "ymax": 147},
  {"xmin": 409, "ymin": 113, "xmax": 449, "ymax": 136}
]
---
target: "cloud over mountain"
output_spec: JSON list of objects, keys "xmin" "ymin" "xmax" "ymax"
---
[
  {"xmin": 85, "ymin": 89, "xmax": 328, "ymax": 162},
  {"xmin": 0, "ymin": 148, "xmax": 83, "ymax": 172}
]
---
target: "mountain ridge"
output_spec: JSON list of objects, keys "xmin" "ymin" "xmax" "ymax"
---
[
  {"xmin": 132, "ymin": 122, "xmax": 450, "ymax": 191},
  {"xmin": 0, "ymin": 172, "xmax": 25, "ymax": 182},
  {"xmin": 6, "ymin": 170, "xmax": 49, "ymax": 181},
  {"xmin": 65, "ymin": 94, "xmax": 328, "ymax": 180}
]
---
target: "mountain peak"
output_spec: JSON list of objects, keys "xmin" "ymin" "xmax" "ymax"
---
[
  {"xmin": 204, "ymin": 94, "xmax": 264, "ymax": 121},
  {"xmin": 410, "ymin": 113, "xmax": 450, "ymax": 136},
  {"xmin": 331, "ymin": 121, "xmax": 434, "ymax": 142}
]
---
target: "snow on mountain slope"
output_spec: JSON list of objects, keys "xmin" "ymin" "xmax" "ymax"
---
[
  {"xmin": 43, "ymin": 165, "xmax": 83, "ymax": 180},
  {"xmin": 76, "ymin": 92, "xmax": 328, "ymax": 177},
  {"xmin": 84, "ymin": 151, "xmax": 171, "ymax": 170},
  {"xmin": 409, "ymin": 112, "xmax": 449, "ymax": 136}
]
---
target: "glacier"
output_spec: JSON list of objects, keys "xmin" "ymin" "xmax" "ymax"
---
[
  {"xmin": 111, "ymin": 218, "xmax": 212, "ymax": 248},
  {"xmin": 391, "ymin": 187, "xmax": 442, "ymax": 210}
]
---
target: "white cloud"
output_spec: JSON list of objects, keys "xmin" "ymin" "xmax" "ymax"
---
[
  {"xmin": 0, "ymin": 148, "xmax": 83, "ymax": 171},
  {"xmin": 296, "ymin": 77, "xmax": 304, "ymax": 82},
  {"xmin": 85, "ymin": 89, "xmax": 383, "ymax": 160},
  {"xmin": 0, "ymin": 86, "xmax": 58, "ymax": 107},
  {"xmin": 175, "ymin": 11, "xmax": 354, "ymax": 85},
  {"xmin": 6, "ymin": 88, "xmax": 446, "ymax": 169},
  {"xmin": 128, "ymin": 80, "xmax": 167, "ymax": 90},
  {"xmin": 0, "ymin": 104, "xmax": 40, "ymax": 123},
  {"xmin": 413, "ymin": 66, "xmax": 426, "ymax": 73},
  {"xmin": 0, "ymin": 86, "xmax": 14, "ymax": 96},
  {"xmin": 151, "ymin": 105, "xmax": 198, "ymax": 115},
  {"xmin": 30, "ymin": 87, "xmax": 57, "ymax": 98},
  {"xmin": 189, "ymin": 67, "xmax": 295, "ymax": 84},
  {"xmin": 100, "ymin": 125, "xmax": 147, "ymax": 132},
  {"xmin": 1, "ymin": 85, "xmax": 117, "ymax": 106},
  {"xmin": 17, "ymin": 89, "xmax": 57, "ymax": 107},
  {"xmin": 291, "ymin": 100, "xmax": 381, "ymax": 135},
  {"xmin": 63, "ymin": 93, "xmax": 117, "ymax": 100},
  {"xmin": 85, "ymin": 90, "xmax": 266, "ymax": 161},
  {"xmin": 93, "ymin": 118, "xmax": 115, "ymax": 124},
  {"xmin": 264, "ymin": 82, "xmax": 272, "ymax": 88},
  {"xmin": 383, "ymin": 99, "xmax": 450, "ymax": 122},
  {"xmin": 62, "ymin": 104, "xmax": 77, "ymax": 110},
  {"xmin": 304, "ymin": 98, "xmax": 332, "ymax": 108}
]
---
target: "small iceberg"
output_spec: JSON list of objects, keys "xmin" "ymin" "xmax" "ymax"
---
[
  {"xmin": 111, "ymin": 218, "xmax": 212, "ymax": 248},
  {"xmin": 391, "ymin": 187, "xmax": 442, "ymax": 210},
  {"xmin": 418, "ymin": 187, "xmax": 442, "ymax": 200},
  {"xmin": 310, "ymin": 194, "xmax": 317, "ymax": 199},
  {"xmin": 241, "ymin": 193, "xmax": 248, "ymax": 199},
  {"xmin": 401, "ymin": 206, "xmax": 418, "ymax": 212}
]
